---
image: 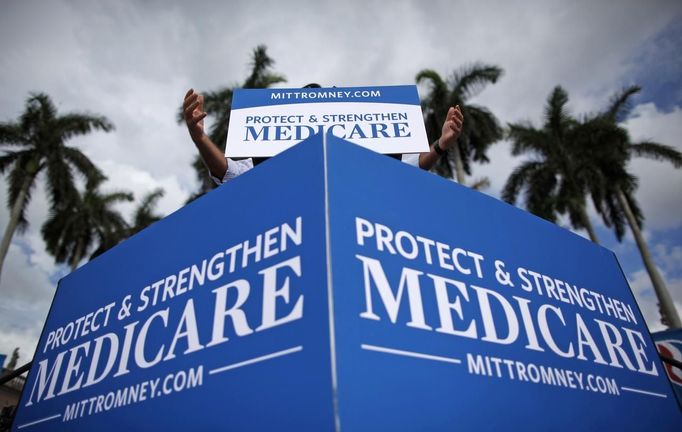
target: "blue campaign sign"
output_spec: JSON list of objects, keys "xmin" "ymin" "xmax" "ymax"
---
[
  {"xmin": 324, "ymin": 134, "xmax": 681, "ymax": 431},
  {"xmin": 13, "ymin": 133, "xmax": 681, "ymax": 431},
  {"xmin": 653, "ymin": 329, "xmax": 682, "ymax": 408},
  {"xmin": 225, "ymin": 85, "xmax": 429, "ymax": 158},
  {"xmin": 13, "ymin": 134, "xmax": 335, "ymax": 431}
]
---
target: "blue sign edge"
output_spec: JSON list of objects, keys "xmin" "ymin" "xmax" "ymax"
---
[
  {"xmin": 231, "ymin": 85, "xmax": 421, "ymax": 109},
  {"xmin": 12, "ymin": 134, "xmax": 339, "ymax": 431},
  {"xmin": 322, "ymin": 134, "xmax": 682, "ymax": 428},
  {"xmin": 610, "ymin": 254, "xmax": 682, "ymax": 411},
  {"xmin": 11, "ymin": 279, "xmax": 62, "ymax": 430}
]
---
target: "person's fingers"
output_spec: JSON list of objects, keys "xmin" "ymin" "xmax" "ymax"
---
[
  {"xmin": 445, "ymin": 106, "xmax": 458, "ymax": 122},
  {"xmin": 189, "ymin": 112, "xmax": 207, "ymax": 126},
  {"xmin": 183, "ymin": 105, "xmax": 193, "ymax": 120},
  {"xmin": 183, "ymin": 99, "xmax": 201, "ymax": 119},
  {"xmin": 453, "ymin": 108, "xmax": 464, "ymax": 122},
  {"xmin": 183, "ymin": 92, "xmax": 198, "ymax": 111},
  {"xmin": 449, "ymin": 118, "xmax": 462, "ymax": 132},
  {"xmin": 183, "ymin": 90, "xmax": 196, "ymax": 105}
]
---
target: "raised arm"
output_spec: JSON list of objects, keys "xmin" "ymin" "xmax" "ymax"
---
[
  {"xmin": 183, "ymin": 89, "xmax": 228, "ymax": 179},
  {"xmin": 418, "ymin": 105, "xmax": 464, "ymax": 171}
]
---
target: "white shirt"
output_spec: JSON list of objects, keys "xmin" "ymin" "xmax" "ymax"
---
[{"xmin": 211, "ymin": 154, "xmax": 420, "ymax": 185}]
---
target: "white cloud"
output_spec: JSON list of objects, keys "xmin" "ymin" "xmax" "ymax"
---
[
  {"xmin": 628, "ymin": 268, "xmax": 682, "ymax": 333},
  {"xmin": 96, "ymin": 160, "xmax": 190, "ymax": 219},
  {"xmin": 0, "ymin": 154, "xmax": 188, "ymax": 366},
  {"xmin": 0, "ymin": 326, "xmax": 45, "ymax": 367},
  {"xmin": 653, "ymin": 243, "xmax": 682, "ymax": 275},
  {"xmin": 627, "ymin": 236, "xmax": 682, "ymax": 332},
  {"xmin": 1, "ymin": 0, "xmax": 681, "ymax": 362},
  {"xmin": 0, "ymin": 240, "xmax": 56, "ymax": 363},
  {"xmin": 623, "ymin": 103, "xmax": 682, "ymax": 231},
  {"xmin": 474, "ymin": 103, "xmax": 682, "ymax": 247}
]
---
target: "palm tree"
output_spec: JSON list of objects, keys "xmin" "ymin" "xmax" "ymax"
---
[
  {"xmin": 582, "ymin": 86, "xmax": 682, "ymax": 327},
  {"xmin": 0, "ymin": 93, "xmax": 112, "ymax": 281},
  {"xmin": 42, "ymin": 175, "xmax": 132, "ymax": 270},
  {"xmin": 179, "ymin": 45, "xmax": 287, "ymax": 199},
  {"xmin": 502, "ymin": 87, "xmax": 600, "ymax": 242},
  {"xmin": 416, "ymin": 63, "xmax": 504, "ymax": 184},
  {"xmin": 129, "ymin": 188, "xmax": 165, "ymax": 235}
]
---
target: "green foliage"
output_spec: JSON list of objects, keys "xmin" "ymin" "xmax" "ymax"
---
[
  {"xmin": 178, "ymin": 45, "xmax": 286, "ymax": 198},
  {"xmin": 416, "ymin": 63, "xmax": 504, "ymax": 179},
  {"xmin": 0, "ymin": 93, "xmax": 111, "ymax": 232},
  {"xmin": 577, "ymin": 86, "xmax": 681, "ymax": 241},
  {"xmin": 502, "ymin": 86, "xmax": 593, "ymax": 232},
  {"xmin": 129, "ymin": 188, "xmax": 165, "ymax": 236},
  {"xmin": 504, "ymin": 84, "xmax": 682, "ymax": 243},
  {"xmin": 0, "ymin": 93, "xmax": 170, "ymax": 271},
  {"xmin": 42, "ymin": 175, "xmax": 133, "ymax": 268}
]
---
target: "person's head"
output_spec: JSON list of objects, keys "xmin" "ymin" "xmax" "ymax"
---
[{"xmin": 303, "ymin": 83, "xmax": 321, "ymax": 88}]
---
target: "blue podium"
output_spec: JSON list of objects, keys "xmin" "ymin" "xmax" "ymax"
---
[{"xmin": 13, "ymin": 134, "xmax": 681, "ymax": 431}]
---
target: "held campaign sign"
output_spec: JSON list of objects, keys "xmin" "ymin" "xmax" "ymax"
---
[
  {"xmin": 225, "ymin": 85, "xmax": 429, "ymax": 157},
  {"xmin": 13, "ymin": 134, "xmax": 680, "ymax": 431},
  {"xmin": 652, "ymin": 329, "xmax": 682, "ymax": 408}
]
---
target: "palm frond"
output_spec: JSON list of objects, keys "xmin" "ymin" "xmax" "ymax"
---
[
  {"xmin": 451, "ymin": 63, "xmax": 503, "ymax": 102},
  {"xmin": 56, "ymin": 113, "xmax": 114, "ymax": 141},
  {"xmin": 0, "ymin": 151, "xmax": 23, "ymax": 175},
  {"xmin": 416, "ymin": 69, "xmax": 448, "ymax": 110},
  {"xmin": 501, "ymin": 161, "xmax": 543, "ymax": 204},
  {"xmin": 45, "ymin": 153, "xmax": 77, "ymax": 207},
  {"xmin": 62, "ymin": 147, "xmax": 105, "ymax": 181},
  {"xmin": 243, "ymin": 45, "xmax": 287, "ymax": 88},
  {"xmin": 604, "ymin": 86, "xmax": 641, "ymax": 123},
  {"xmin": 0, "ymin": 123, "xmax": 25, "ymax": 146},
  {"xmin": 100, "ymin": 190, "xmax": 134, "ymax": 206},
  {"xmin": 257, "ymin": 73, "xmax": 287, "ymax": 89},
  {"xmin": 463, "ymin": 104, "xmax": 503, "ymax": 162},
  {"xmin": 630, "ymin": 141, "xmax": 682, "ymax": 168},
  {"xmin": 525, "ymin": 166, "xmax": 558, "ymax": 222},
  {"xmin": 507, "ymin": 123, "xmax": 547, "ymax": 156},
  {"xmin": 544, "ymin": 86, "xmax": 571, "ymax": 139},
  {"xmin": 131, "ymin": 188, "xmax": 165, "ymax": 235}
]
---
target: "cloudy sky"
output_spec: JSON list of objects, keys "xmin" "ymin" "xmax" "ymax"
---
[{"xmin": 1, "ymin": 0, "xmax": 681, "ymax": 364}]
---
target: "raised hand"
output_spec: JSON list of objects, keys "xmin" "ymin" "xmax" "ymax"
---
[
  {"xmin": 439, "ymin": 105, "xmax": 464, "ymax": 150},
  {"xmin": 183, "ymin": 89, "xmax": 208, "ymax": 142}
]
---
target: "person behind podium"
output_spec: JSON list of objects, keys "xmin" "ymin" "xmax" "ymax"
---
[{"xmin": 182, "ymin": 85, "xmax": 463, "ymax": 184}]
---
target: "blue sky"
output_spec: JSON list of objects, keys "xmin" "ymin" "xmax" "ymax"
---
[
  {"xmin": 0, "ymin": 0, "xmax": 681, "ymax": 363},
  {"xmin": 591, "ymin": 18, "xmax": 682, "ymax": 283},
  {"xmin": 632, "ymin": 23, "xmax": 682, "ymax": 112},
  {"xmin": 592, "ymin": 21, "xmax": 682, "ymax": 317}
]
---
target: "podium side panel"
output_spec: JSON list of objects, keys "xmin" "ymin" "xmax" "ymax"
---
[
  {"xmin": 13, "ymin": 135, "xmax": 335, "ymax": 431},
  {"xmin": 325, "ymin": 136, "xmax": 681, "ymax": 431}
]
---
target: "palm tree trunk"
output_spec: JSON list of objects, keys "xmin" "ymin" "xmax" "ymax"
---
[
  {"xmin": 451, "ymin": 143, "xmax": 466, "ymax": 184},
  {"xmin": 70, "ymin": 241, "xmax": 84, "ymax": 272},
  {"xmin": 617, "ymin": 187, "xmax": 681, "ymax": 328},
  {"xmin": 0, "ymin": 177, "xmax": 32, "ymax": 283}
]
